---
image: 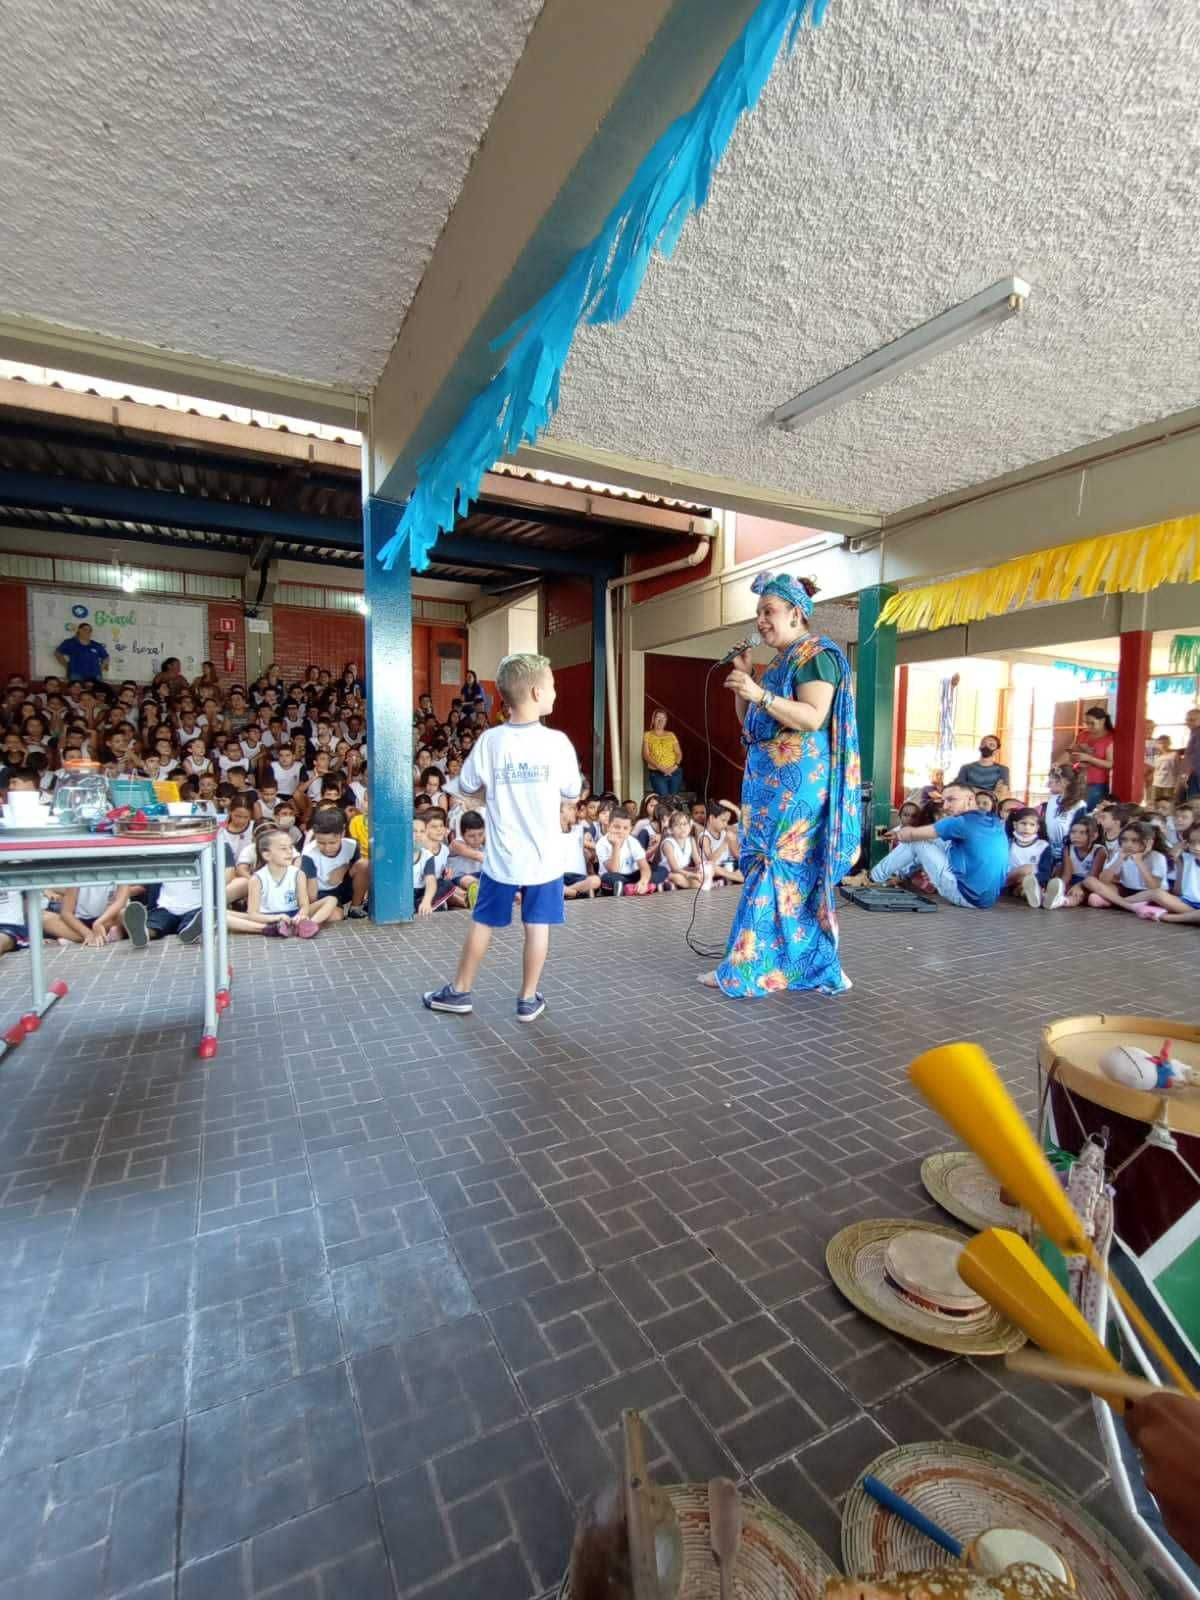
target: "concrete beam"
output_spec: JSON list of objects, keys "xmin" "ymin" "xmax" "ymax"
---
[
  {"xmin": 0, "ymin": 313, "xmax": 364, "ymax": 430},
  {"xmin": 370, "ymin": 0, "xmax": 774, "ymax": 500}
]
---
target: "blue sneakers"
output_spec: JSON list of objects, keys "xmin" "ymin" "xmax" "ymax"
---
[
  {"xmin": 516, "ymin": 993, "xmax": 546, "ymax": 1024},
  {"xmin": 423, "ymin": 985, "xmax": 473, "ymax": 1014}
]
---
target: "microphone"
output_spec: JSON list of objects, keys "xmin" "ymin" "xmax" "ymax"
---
[{"xmin": 718, "ymin": 637, "xmax": 757, "ymax": 666}]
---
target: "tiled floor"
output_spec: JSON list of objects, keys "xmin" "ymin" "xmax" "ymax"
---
[{"xmin": 0, "ymin": 891, "xmax": 1194, "ymax": 1598}]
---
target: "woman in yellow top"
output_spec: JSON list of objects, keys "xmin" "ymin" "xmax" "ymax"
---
[{"xmin": 642, "ymin": 709, "xmax": 684, "ymax": 796}]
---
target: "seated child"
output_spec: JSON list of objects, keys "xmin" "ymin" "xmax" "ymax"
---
[
  {"xmin": 122, "ymin": 873, "xmax": 204, "ymax": 945},
  {"xmin": 413, "ymin": 814, "xmax": 437, "ymax": 917},
  {"xmin": 0, "ymin": 888, "xmax": 29, "ymax": 956},
  {"xmin": 1005, "ymin": 807, "xmax": 1053, "ymax": 908},
  {"xmin": 1081, "ymin": 819, "xmax": 1168, "ymax": 913},
  {"xmin": 44, "ymin": 883, "xmax": 130, "ymax": 945},
  {"xmin": 595, "ymin": 813, "xmax": 659, "ymax": 896},
  {"xmin": 301, "ymin": 808, "xmax": 370, "ymax": 920},
  {"xmin": 255, "ymin": 776, "xmax": 281, "ymax": 820},
  {"xmin": 274, "ymin": 799, "xmax": 303, "ymax": 849},
  {"xmin": 1131, "ymin": 822, "xmax": 1200, "ymax": 924},
  {"xmin": 975, "ymin": 789, "xmax": 997, "ymax": 816},
  {"xmin": 228, "ymin": 826, "xmax": 337, "ymax": 938},
  {"xmin": 660, "ymin": 808, "xmax": 702, "ymax": 890},
  {"xmin": 700, "ymin": 801, "xmax": 743, "ymax": 887},
  {"xmin": 418, "ymin": 808, "xmax": 455, "ymax": 910},
  {"xmin": 1044, "ymin": 815, "xmax": 1107, "ymax": 909},
  {"xmin": 223, "ymin": 798, "xmax": 256, "ymax": 856},
  {"xmin": 348, "ymin": 789, "xmax": 369, "ymax": 862},
  {"xmin": 444, "ymin": 810, "xmax": 485, "ymax": 907},
  {"xmin": 560, "ymin": 801, "xmax": 600, "ymax": 899}
]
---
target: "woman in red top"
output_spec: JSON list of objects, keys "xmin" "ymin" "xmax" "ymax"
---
[{"xmin": 1063, "ymin": 707, "xmax": 1115, "ymax": 807}]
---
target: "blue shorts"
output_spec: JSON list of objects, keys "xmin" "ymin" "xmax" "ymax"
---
[
  {"xmin": 472, "ymin": 873, "xmax": 564, "ymax": 928},
  {"xmin": 0, "ymin": 922, "xmax": 28, "ymax": 949}
]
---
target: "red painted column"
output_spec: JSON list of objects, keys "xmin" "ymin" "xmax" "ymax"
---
[
  {"xmin": 892, "ymin": 664, "xmax": 909, "ymax": 809},
  {"xmin": 1112, "ymin": 630, "xmax": 1152, "ymax": 801}
]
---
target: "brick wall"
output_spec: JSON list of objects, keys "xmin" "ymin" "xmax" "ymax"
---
[
  {"xmin": 207, "ymin": 602, "xmax": 247, "ymax": 689},
  {"xmin": 0, "ymin": 583, "xmax": 30, "ymax": 681},
  {"xmin": 543, "ymin": 577, "xmax": 592, "ymax": 634},
  {"xmin": 645, "ymin": 652, "xmax": 744, "ymax": 802},
  {"xmin": 272, "ymin": 607, "xmax": 365, "ymax": 687}
]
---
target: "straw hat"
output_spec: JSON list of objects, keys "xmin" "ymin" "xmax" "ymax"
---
[
  {"xmin": 826, "ymin": 1219, "xmax": 1026, "ymax": 1357},
  {"xmin": 842, "ymin": 1442, "xmax": 1151, "ymax": 1600},
  {"xmin": 921, "ymin": 1151, "xmax": 1028, "ymax": 1234},
  {"xmin": 559, "ymin": 1482, "xmax": 838, "ymax": 1600}
]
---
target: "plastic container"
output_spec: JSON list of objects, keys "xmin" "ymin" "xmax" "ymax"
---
[
  {"xmin": 52, "ymin": 760, "xmax": 111, "ymax": 826},
  {"xmin": 109, "ymin": 777, "xmax": 159, "ymax": 810}
]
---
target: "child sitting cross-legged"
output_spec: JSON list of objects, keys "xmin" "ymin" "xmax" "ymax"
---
[
  {"xmin": 227, "ymin": 826, "xmax": 337, "ymax": 938},
  {"xmin": 596, "ymin": 811, "xmax": 661, "ymax": 896},
  {"xmin": 301, "ymin": 808, "xmax": 370, "ymax": 920},
  {"xmin": 700, "ymin": 800, "xmax": 744, "ymax": 888},
  {"xmin": 1043, "ymin": 814, "xmax": 1107, "ymax": 909},
  {"xmin": 660, "ymin": 806, "xmax": 703, "ymax": 890},
  {"xmin": 560, "ymin": 800, "xmax": 601, "ymax": 899},
  {"xmin": 44, "ymin": 883, "xmax": 131, "ymax": 946},
  {"xmin": 1130, "ymin": 822, "xmax": 1200, "ymax": 924},
  {"xmin": 443, "ymin": 810, "xmax": 485, "ymax": 908},
  {"xmin": 1081, "ymin": 818, "xmax": 1169, "ymax": 912},
  {"xmin": 1004, "ymin": 807, "xmax": 1054, "ymax": 908}
]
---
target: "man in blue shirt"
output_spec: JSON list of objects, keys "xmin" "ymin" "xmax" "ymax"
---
[
  {"xmin": 54, "ymin": 623, "xmax": 109, "ymax": 682},
  {"xmin": 869, "ymin": 784, "xmax": 1009, "ymax": 908}
]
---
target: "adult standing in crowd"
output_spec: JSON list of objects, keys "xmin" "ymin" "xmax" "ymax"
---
[
  {"xmin": 1059, "ymin": 706, "xmax": 1115, "ymax": 806},
  {"xmin": 55, "ymin": 622, "xmax": 109, "ymax": 681},
  {"xmin": 702, "ymin": 571, "xmax": 861, "ymax": 998},
  {"xmin": 951, "ymin": 735, "xmax": 1010, "ymax": 798},
  {"xmin": 642, "ymin": 709, "xmax": 685, "ymax": 796},
  {"xmin": 1185, "ymin": 707, "xmax": 1200, "ymax": 799}
]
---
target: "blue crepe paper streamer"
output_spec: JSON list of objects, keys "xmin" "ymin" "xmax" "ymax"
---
[{"xmin": 376, "ymin": 0, "xmax": 829, "ymax": 573}]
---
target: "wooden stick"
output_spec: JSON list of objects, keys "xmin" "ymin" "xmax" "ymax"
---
[{"xmin": 1005, "ymin": 1348, "xmax": 1174, "ymax": 1402}]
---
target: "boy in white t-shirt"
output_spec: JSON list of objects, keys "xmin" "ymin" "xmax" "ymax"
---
[
  {"xmin": 595, "ymin": 814, "xmax": 655, "ymax": 897},
  {"xmin": 560, "ymin": 801, "xmax": 600, "ymax": 900},
  {"xmin": 424, "ymin": 653, "xmax": 581, "ymax": 1023}
]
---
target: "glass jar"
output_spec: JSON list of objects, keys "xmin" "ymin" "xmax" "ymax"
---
[{"xmin": 52, "ymin": 760, "xmax": 110, "ymax": 827}]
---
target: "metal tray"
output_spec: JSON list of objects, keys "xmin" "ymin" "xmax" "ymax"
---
[{"xmin": 112, "ymin": 816, "xmax": 217, "ymax": 837}]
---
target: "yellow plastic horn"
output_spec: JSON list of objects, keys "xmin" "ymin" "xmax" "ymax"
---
[
  {"xmin": 960, "ymin": 1230, "xmax": 1120, "ymax": 1376},
  {"xmin": 910, "ymin": 1042, "xmax": 1084, "ymax": 1252}
]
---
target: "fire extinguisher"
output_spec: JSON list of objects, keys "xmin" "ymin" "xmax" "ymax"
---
[{"xmin": 223, "ymin": 636, "xmax": 236, "ymax": 675}]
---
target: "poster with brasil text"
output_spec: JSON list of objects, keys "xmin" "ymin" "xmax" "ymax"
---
[{"xmin": 30, "ymin": 590, "xmax": 207, "ymax": 683}]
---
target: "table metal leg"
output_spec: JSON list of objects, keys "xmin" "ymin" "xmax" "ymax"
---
[
  {"xmin": 197, "ymin": 842, "xmax": 218, "ymax": 1058},
  {"xmin": 215, "ymin": 837, "xmax": 231, "ymax": 1013},
  {"xmin": 0, "ymin": 889, "xmax": 69, "ymax": 1056}
]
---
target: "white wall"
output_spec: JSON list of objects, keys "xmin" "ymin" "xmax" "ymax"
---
[{"xmin": 468, "ymin": 593, "xmax": 540, "ymax": 679}]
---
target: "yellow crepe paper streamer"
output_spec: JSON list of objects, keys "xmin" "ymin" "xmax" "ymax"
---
[{"xmin": 877, "ymin": 515, "xmax": 1200, "ymax": 633}]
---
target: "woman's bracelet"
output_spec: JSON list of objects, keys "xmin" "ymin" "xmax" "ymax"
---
[{"xmin": 760, "ymin": 689, "xmax": 776, "ymax": 714}]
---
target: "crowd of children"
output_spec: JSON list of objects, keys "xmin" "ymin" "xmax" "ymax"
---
[
  {"xmin": 896, "ymin": 762, "xmax": 1200, "ymax": 926},
  {"xmin": 0, "ymin": 658, "xmax": 374, "ymax": 954}
]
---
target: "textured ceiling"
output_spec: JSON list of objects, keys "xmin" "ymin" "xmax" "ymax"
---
[
  {"xmin": 0, "ymin": 0, "xmax": 543, "ymax": 389},
  {"xmin": 549, "ymin": 0, "xmax": 1200, "ymax": 515}
]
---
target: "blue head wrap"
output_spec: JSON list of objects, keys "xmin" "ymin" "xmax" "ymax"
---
[{"xmin": 750, "ymin": 570, "xmax": 815, "ymax": 619}]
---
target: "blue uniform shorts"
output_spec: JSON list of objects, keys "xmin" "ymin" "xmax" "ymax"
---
[{"xmin": 472, "ymin": 873, "xmax": 564, "ymax": 928}]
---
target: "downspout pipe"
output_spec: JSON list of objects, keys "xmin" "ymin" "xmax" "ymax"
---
[{"xmin": 605, "ymin": 529, "xmax": 715, "ymax": 795}]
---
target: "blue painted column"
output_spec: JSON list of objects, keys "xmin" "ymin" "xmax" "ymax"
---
[
  {"xmin": 364, "ymin": 497, "xmax": 413, "ymax": 923},
  {"xmin": 856, "ymin": 584, "xmax": 897, "ymax": 865},
  {"xmin": 591, "ymin": 575, "xmax": 608, "ymax": 790}
]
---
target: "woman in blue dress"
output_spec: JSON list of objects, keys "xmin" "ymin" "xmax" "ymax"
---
[{"xmin": 700, "ymin": 572, "xmax": 861, "ymax": 999}]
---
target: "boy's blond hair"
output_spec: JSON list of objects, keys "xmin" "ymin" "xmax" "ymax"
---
[{"xmin": 496, "ymin": 653, "xmax": 550, "ymax": 709}]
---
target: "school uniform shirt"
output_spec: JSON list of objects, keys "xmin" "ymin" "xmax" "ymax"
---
[
  {"xmin": 255, "ymin": 864, "xmax": 302, "ymax": 915},
  {"xmin": 305, "ymin": 773, "xmax": 332, "ymax": 804},
  {"xmin": 1153, "ymin": 752, "xmax": 1180, "ymax": 788},
  {"xmin": 240, "ymin": 740, "xmax": 266, "ymax": 766},
  {"xmin": 595, "ymin": 835, "xmax": 646, "ymax": 875},
  {"xmin": 301, "ymin": 836, "xmax": 361, "ymax": 893},
  {"xmin": 1043, "ymin": 796, "xmax": 1084, "ymax": 856},
  {"xmin": 703, "ymin": 827, "xmax": 735, "ymax": 866},
  {"xmin": 458, "ymin": 722, "xmax": 581, "ymax": 887},
  {"xmin": 560, "ymin": 824, "xmax": 589, "ymax": 878},
  {"xmin": 157, "ymin": 875, "xmax": 203, "ymax": 916},
  {"xmin": 662, "ymin": 834, "xmax": 698, "ymax": 872},
  {"xmin": 177, "ymin": 722, "xmax": 205, "ymax": 745},
  {"xmin": 633, "ymin": 820, "xmax": 659, "ymax": 853},
  {"xmin": 74, "ymin": 882, "xmax": 114, "ymax": 921},
  {"xmin": 184, "ymin": 756, "xmax": 212, "ymax": 776},
  {"xmin": 270, "ymin": 760, "xmax": 302, "ymax": 797},
  {"xmin": 256, "ymin": 796, "xmax": 278, "ymax": 820},
  {"xmin": 1115, "ymin": 851, "xmax": 1167, "ymax": 890},
  {"xmin": 224, "ymin": 821, "xmax": 256, "ymax": 854},
  {"xmin": 217, "ymin": 752, "xmax": 248, "ymax": 776},
  {"xmin": 413, "ymin": 850, "xmax": 436, "ymax": 891},
  {"xmin": 446, "ymin": 841, "xmax": 483, "ymax": 880},
  {"xmin": 1008, "ymin": 838, "xmax": 1049, "ymax": 872},
  {"xmin": 1066, "ymin": 843, "xmax": 1104, "ymax": 883},
  {"xmin": 0, "ymin": 888, "xmax": 25, "ymax": 926},
  {"xmin": 1175, "ymin": 852, "xmax": 1200, "ymax": 904}
]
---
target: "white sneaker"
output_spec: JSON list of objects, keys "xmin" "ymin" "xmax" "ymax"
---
[
  {"xmin": 1022, "ymin": 874, "xmax": 1043, "ymax": 909},
  {"xmin": 1042, "ymin": 879, "xmax": 1065, "ymax": 911}
]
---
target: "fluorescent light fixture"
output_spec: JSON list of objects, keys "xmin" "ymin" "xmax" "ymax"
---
[
  {"xmin": 354, "ymin": 595, "xmax": 368, "ymax": 615},
  {"xmin": 119, "ymin": 566, "xmax": 139, "ymax": 593},
  {"xmin": 771, "ymin": 275, "xmax": 1031, "ymax": 431}
]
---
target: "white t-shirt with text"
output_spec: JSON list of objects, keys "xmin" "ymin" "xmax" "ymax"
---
[{"xmin": 458, "ymin": 722, "xmax": 580, "ymax": 886}]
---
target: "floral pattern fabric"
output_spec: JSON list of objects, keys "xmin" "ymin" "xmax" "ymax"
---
[{"xmin": 716, "ymin": 635, "xmax": 861, "ymax": 999}]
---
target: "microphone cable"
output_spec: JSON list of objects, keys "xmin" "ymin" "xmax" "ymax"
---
[{"xmin": 683, "ymin": 659, "xmax": 738, "ymax": 961}]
